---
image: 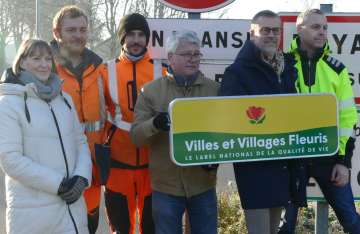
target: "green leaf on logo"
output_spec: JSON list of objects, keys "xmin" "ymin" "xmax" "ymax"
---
[
  {"xmin": 257, "ymin": 115, "xmax": 266, "ymax": 124},
  {"xmin": 249, "ymin": 120, "xmax": 256, "ymax": 124}
]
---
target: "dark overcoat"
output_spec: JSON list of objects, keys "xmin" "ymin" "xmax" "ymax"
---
[{"xmin": 220, "ymin": 40, "xmax": 307, "ymax": 209}]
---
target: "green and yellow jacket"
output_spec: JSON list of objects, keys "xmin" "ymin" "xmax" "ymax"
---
[{"xmin": 289, "ymin": 37, "xmax": 357, "ymax": 168}]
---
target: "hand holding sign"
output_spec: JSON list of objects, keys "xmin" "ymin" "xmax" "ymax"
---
[{"xmin": 153, "ymin": 112, "xmax": 171, "ymax": 131}]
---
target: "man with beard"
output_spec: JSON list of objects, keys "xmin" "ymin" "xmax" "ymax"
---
[
  {"xmin": 51, "ymin": 5, "xmax": 108, "ymax": 234},
  {"xmin": 220, "ymin": 10, "xmax": 307, "ymax": 234},
  {"xmin": 103, "ymin": 13, "xmax": 167, "ymax": 234},
  {"xmin": 278, "ymin": 9, "xmax": 359, "ymax": 234}
]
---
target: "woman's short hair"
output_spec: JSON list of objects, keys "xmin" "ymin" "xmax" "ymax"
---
[
  {"xmin": 166, "ymin": 30, "xmax": 201, "ymax": 55},
  {"xmin": 12, "ymin": 38, "xmax": 58, "ymax": 76}
]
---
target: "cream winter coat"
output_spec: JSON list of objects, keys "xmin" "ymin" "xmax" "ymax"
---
[{"xmin": 0, "ymin": 79, "xmax": 92, "ymax": 234}]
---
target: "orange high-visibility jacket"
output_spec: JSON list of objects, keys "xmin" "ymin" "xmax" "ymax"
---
[
  {"xmin": 104, "ymin": 51, "xmax": 167, "ymax": 168},
  {"xmin": 52, "ymin": 43, "xmax": 108, "ymax": 185}
]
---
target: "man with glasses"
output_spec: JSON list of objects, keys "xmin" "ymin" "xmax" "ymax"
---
[
  {"xmin": 220, "ymin": 10, "xmax": 307, "ymax": 234},
  {"xmin": 278, "ymin": 9, "xmax": 359, "ymax": 234},
  {"xmin": 103, "ymin": 13, "xmax": 167, "ymax": 234},
  {"xmin": 130, "ymin": 29, "xmax": 220, "ymax": 234}
]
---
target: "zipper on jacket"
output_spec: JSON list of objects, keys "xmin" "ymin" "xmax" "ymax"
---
[
  {"xmin": 296, "ymin": 178, "xmax": 299, "ymax": 189},
  {"xmin": 293, "ymin": 159, "xmax": 300, "ymax": 190},
  {"xmin": 68, "ymin": 207, "xmax": 79, "ymax": 234},
  {"xmin": 278, "ymin": 76, "xmax": 282, "ymax": 93},
  {"xmin": 48, "ymin": 102, "xmax": 70, "ymax": 179},
  {"xmin": 132, "ymin": 62, "xmax": 140, "ymax": 167},
  {"xmin": 308, "ymin": 61, "xmax": 311, "ymax": 93},
  {"xmin": 252, "ymin": 65, "xmax": 281, "ymax": 92},
  {"xmin": 184, "ymin": 87, "xmax": 191, "ymax": 97},
  {"xmin": 132, "ymin": 62, "xmax": 138, "ymax": 107},
  {"xmin": 308, "ymin": 60, "xmax": 313, "ymax": 166},
  {"xmin": 48, "ymin": 101, "xmax": 79, "ymax": 234},
  {"xmin": 136, "ymin": 148, "xmax": 139, "ymax": 167}
]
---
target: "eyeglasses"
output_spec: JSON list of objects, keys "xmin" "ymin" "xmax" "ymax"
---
[
  {"xmin": 253, "ymin": 27, "xmax": 282, "ymax": 35},
  {"xmin": 174, "ymin": 52, "xmax": 203, "ymax": 61}
]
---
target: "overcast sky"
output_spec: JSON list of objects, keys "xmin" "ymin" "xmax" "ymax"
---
[{"xmin": 209, "ymin": 0, "xmax": 360, "ymax": 19}]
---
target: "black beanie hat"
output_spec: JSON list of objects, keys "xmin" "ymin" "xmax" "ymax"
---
[{"xmin": 118, "ymin": 13, "xmax": 150, "ymax": 46}]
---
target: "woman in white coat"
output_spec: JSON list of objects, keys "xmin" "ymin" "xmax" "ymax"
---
[{"xmin": 0, "ymin": 38, "xmax": 92, "ymax": 234}]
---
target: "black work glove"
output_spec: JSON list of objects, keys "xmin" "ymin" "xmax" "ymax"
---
[
  {"xmin": 58, "ymin": 176, "xmax": 89, "ymax": 205},
  {"xmin": 153, "ymin": 112, "xmax": 171, "ymax": 131},
  {"xmin": 201, "ymin": 164, "xmax": 219, "ymax": 171}
]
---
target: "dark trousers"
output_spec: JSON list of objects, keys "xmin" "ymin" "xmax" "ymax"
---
[
  {"xmin": 278, "ymin": 164, "xmax": 360, "ymax": 234},
  {"xmin": 152, "ymin": 188, "xmax": 218, "ymax": 234}
]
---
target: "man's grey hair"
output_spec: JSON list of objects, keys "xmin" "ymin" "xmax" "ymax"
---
[
  {"xmin": 251, "ymin": 10, "xmax": 282, "ymax": 29},
  {"xmin": 166, "ymin": 29, "xmax": 201, "ymax": 54},
  {"xmin": 297, "ymin": 9, "xmax": 325, "ymax": 25}
]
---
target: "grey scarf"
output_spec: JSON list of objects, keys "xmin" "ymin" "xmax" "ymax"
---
[
  {"xmin": 123, "ymin": 49, "xmax": 145, "ymax": 62},
  {"xmin": 18, "ymin": 71, "xmax": 63, "ymax": 101}
]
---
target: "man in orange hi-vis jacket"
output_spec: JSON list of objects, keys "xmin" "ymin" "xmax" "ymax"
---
[
  {"xmin": 103, "ymin": 13, "xmax": 167, "ymax": 234},
  {"xmin": 51, "ymin": 5, "xmax": 109, "ymax": 234}
]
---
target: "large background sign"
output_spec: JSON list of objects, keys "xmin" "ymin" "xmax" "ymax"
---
[
  {"xmin": 169, "ymin": 94, "xmax": 339, "ymax": 166},
  {"xmin": 157, "ymin": 0, "xmax": 235, "ymax": 13},
  {"xmin": 147, "ymin": 18, "xmax": 251, "ymax": 60},
  {"xmin": 148, "ymin": 13, "xmax": 360, "ymax": 99}
]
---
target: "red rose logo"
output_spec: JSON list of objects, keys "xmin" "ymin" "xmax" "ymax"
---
[{"xmin": 246, "ymin": 106, "xmax": 266, "ymax": 124}]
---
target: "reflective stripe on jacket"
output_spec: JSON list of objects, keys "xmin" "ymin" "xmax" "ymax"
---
[
  {"xmin": 104, "ymin": 51, "xmax": 167, "ymax": 168},
  {"xmin": 53, "ymin": 43, "xmax": 108, "ymax": 185},
  {"xmin": 289, "ymin": 37, "xmax": 358, "ymax": 168}
]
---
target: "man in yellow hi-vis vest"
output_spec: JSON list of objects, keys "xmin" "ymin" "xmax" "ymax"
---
[{"xmin": 279, "ymin": 9, "xmax": 360, "ymax": 234}]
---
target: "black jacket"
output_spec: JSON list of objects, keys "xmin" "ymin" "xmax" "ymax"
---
[{"xmin": 220, "ymin": 40, "xmax": 307, "ymax": 209}]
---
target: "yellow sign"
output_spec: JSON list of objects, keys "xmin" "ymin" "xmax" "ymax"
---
[{"xmin": 169, "ymin": 93, "xmax": 339, "ymax": 165}]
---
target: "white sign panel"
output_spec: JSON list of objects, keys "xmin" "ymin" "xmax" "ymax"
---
[
  {"xmin": 149, "ymin": 15, "xmax": 360, "ymax": 102},
  {"xmin": 147, "ymin": 19, "xmax": 251, "ymax": 60},
  {"xmin": 199, "ymin": 63, "xmax": 228, "ymax": 82}
]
